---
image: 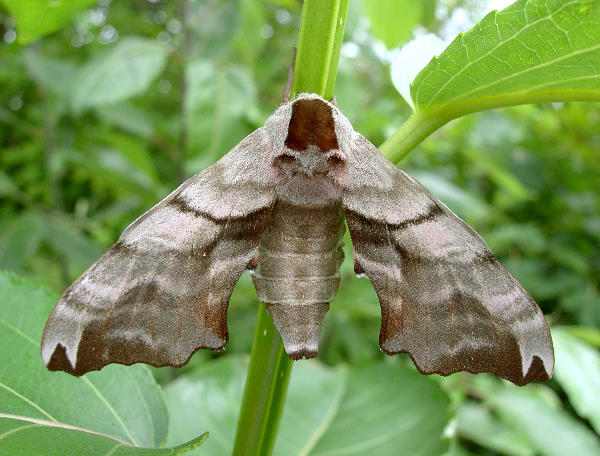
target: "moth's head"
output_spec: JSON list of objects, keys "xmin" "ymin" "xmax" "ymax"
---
[{"xmin": 267, "ymin": 93, "xmax": 354, "ymax": 179}]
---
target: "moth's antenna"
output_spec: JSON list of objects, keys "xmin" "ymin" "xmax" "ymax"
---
[{"xmin": 281, "ymin": 47, "xmax": 297, "ymax": 104}]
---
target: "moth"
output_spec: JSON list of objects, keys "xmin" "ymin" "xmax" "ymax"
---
[{"xmin": 42, "ymin": 93, "xmax": 554, "ymax": 385}]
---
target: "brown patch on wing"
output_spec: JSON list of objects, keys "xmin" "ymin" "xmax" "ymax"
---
[{"xmin": 285, "ymin": 98, "xmax": 339, "ymax": 152}]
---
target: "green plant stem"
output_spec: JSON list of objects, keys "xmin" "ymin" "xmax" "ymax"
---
[
  {"xmin": 177, "ymin": 0, "xmax": 193, "ymax": 184},
  {"xmin": 292, "ymin": 0, "xmax": 349, "ymax": 100},
  {"xmin": 232, "ymin": 2, "xmax": 348, "ymax": 455},
  {"xmin": 380, "ymin": 89, "xmax": 600, "ymax": 163},
  {"xmin": 379, "ymin": 110, "xmax": 446, "ymax": 163},
  {"xmin": 232, "ymin": 305, "xmax": 292, "ymax": 456}
]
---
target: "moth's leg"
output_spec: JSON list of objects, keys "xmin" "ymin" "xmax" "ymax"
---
[
  {"xmin": 246, "ymin": 251, "xmax": 258, "ymax": 271},
  {"xmin": 352, "ymin": 247, "xmax": 364, "ymax": 275},
  {"xmin": 331, "ymin": 96, "xmax": 338, "ymax": 107},
  {"xmin": 281, "ymin": 47, "xmax": 297, "ymax": 104}
]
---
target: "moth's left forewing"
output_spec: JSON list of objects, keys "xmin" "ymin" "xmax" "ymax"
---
[
  {"xmin": 341, "ymin": 132, "xmax": 554, "ymax": 386},
  {"xmin": 42, "ymin": 128, "xmax": 277, "ymax": 375}
]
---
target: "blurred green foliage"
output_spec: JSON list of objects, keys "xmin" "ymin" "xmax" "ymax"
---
[{"xmin": 0, "ymin": 0, "xmax": 599, "ymax": 455}]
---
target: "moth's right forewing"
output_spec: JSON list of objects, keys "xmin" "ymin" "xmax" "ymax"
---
[
  {"xmin": 42, "ymin": 128, "xmax": 277, "ymax": 376},
  {"xmin": 342, "ymin": 133, "xmax": 554, "ymax": 386}
]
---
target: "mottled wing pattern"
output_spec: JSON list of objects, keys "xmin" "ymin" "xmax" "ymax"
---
[
  {"xmin": 42, "ymin": 128, "xmax": 276, "ymax": 376},
  {"xmin": 342, "ymin": 134, "xmax": 554, "ymax": 385}
]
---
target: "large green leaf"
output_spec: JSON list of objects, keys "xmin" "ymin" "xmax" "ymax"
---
[
  {"xmin": 164, "ymin": 356, "xmax": 449, "ymax": 455},
  {"xmin": 71, "ymin": 37, "xmax": 168, "ymax": 112},
  {"xmin": 0, "ymin": 271, "xmax": 179, "ymax": 453},
  {"xmin": 304, "ymin": 362, "xmax": 449, "ymax": 455},
  {"xmin": 455, "ymin": 402, "xmax": 534, "ymax": 456},
  {"xmin": 488, "ymin": 388, "xmax": 600, "ymax": 456},
  {"xmin": 412, "ymin": 0, "xmax": 600, "ymax": 110},
  {"xmin": 552, "ymin": 327, "xmax": 600, "ymax": 434},
  {"xmin": 0, "ymin": 0, "xmax": 97, "ymax": 44},
  {"xmin": 0, "ymin": 417, "xmax": 208, "ymax": 456},
  {"xmin": 382, "ymin": 0, "xmax": 600, "ymax": 162}
]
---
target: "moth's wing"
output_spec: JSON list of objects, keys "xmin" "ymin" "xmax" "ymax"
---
[
  {"xmin": 342, "ymin": 134, "xmax": 554, "ymax": 385},
  {"xmin": 42, "ymin": 128, "xmax": 276, "ymax": 376}
]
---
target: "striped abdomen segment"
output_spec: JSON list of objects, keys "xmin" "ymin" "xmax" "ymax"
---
[
  {"xmin": 252, "ymin": 199, "xmax": 345, "ymax": 359},
  {"xmin": 252, "ymin": 199, "xmax": 345, "ymax": 304}
]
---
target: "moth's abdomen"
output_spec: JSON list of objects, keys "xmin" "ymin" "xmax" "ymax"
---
[
  {"xmin": 252, "ymin": 199, "xmax": 345, "ymax": 359},
  {"xmin": 252, "ymin": 200, "xmax": 344, "ymax": 303}
]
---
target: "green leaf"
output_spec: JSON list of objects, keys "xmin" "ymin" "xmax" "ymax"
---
[
  {"xmin": 300, "ymin": 362, "xmax": 449, "ymax": 455},
  {"xmin": 0, "ymin": 170, "xmax": 18, "ymax": 197},
  {"xmin": 164, "ymin": 356, "xmax": 246, "ymax": 456},
  {"xmin": 563, "ymin": 326, "xmax": 600, "ymax": 348},
  {"xmin": 164, "ymin": 356, "xmax": 449, "ymax": 455},
  {"xmin": 488, "ymin": 388, "xmax": 600, "ymax": 456},
  {"xmin": 455, "ymin": 402, "xmax": 535, "ymax": 456},
  {"xmin": 381, "ymin": 0, "xmax": 600, "ymax": 162},
  {"xmin": 552, "ymin": 327, "xmax": 600, "ymax": 434},
  {"xmin": 0, "ymin": 0, "xmax": 97, "ymax": 44},
  {"xmin": 0, "ymin": 212, "xmax": 46, "ymax": 271},
  {"xmin": 96, "ymin": 103, "xmax": 155, "ymax": 139},
  {"xmin": 443, "ymin": 443, "xmax": 479, "ymax": 456},
  {"xmin": 184, "ymin": 60, "xmax": 256, "ymax": 168},
  {"xmin": 43, "ymin": 215, "xmax": 105, "ymax": 277},
  {"xmin": 362, "ymin": 0, "xmax": 422, "ymax": 49},
  {"xmin": 0, "ymin": 418, "xmax": 208, "ymax": 456},
  {"xmin": 23, "ymin": 49, "xmax": 78, "ymax": 99},
  {"xmin": 408, "ymin": 171, "xmax": 493, "ymax": 223},
  {"xmin": 98, "ymin": 131, "xmax": 160, "ymax": 184},
  {"xmin": 0, "ymin": 271, "xmax": 169, "ymax": 449},
  {"xmin": 412, "ymin": 0, "xmax": 600, "ymax": 110},
  {"xmin": 71, "ymin": 37, "xmax": 168, "ymax": 112}
]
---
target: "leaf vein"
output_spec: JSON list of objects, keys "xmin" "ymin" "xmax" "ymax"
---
[
  {"xmin": 423, "ymin": 0, "xmax": 586, "ymax": 106},
  {"xmin": 449, "ymin": 42, "xmax": 600, "ymax": 103},
  {"xmin": 0, "ymin": 382, "xmax": 57, "ymax": 421},
  {"xmin": 0, "ymin": 423, "xmax": 40, "ymax": 441},
  {"xmin": 0, "ymin": 317, "xmax": 37, "ymax": 346},
  {"xmin": 82, "ymin": 377, "xmax": 139, "ymax": 446},
  {"xmin": 0, "ymin": 413, "xmax": 133, "ymax": 447}
]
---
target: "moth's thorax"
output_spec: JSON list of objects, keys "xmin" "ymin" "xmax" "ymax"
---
[
  {"xmin": 272, "ymin": 98, "xmax": 349, "ymax": 203},
  {"xmin": 273, "ymin": 146, "xmax": 344, "ymax": 206}
]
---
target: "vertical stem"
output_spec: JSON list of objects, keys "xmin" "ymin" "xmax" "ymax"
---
[
  {"xmin": 292, "ymin": 0, "xmax": 348, "ymax": 100},
  {"xmin": 33, "ymin": 42, "xmax": 63, "ymax": 212},
  {"xmin": 232, "ymin": 1, "xmax": 348, "ymax": 455},
  {"xmin": 232, "ymin": 306, "xmax": 292, "ymax": 456},
  {"xmin": 177, "ymin": 0, "xmax": 193, "ymax": 184}
]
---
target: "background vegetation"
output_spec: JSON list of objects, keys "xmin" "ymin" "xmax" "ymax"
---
[{"xmin": 0, "ymin": 0, "xmax": 599, "ymax": 455}]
